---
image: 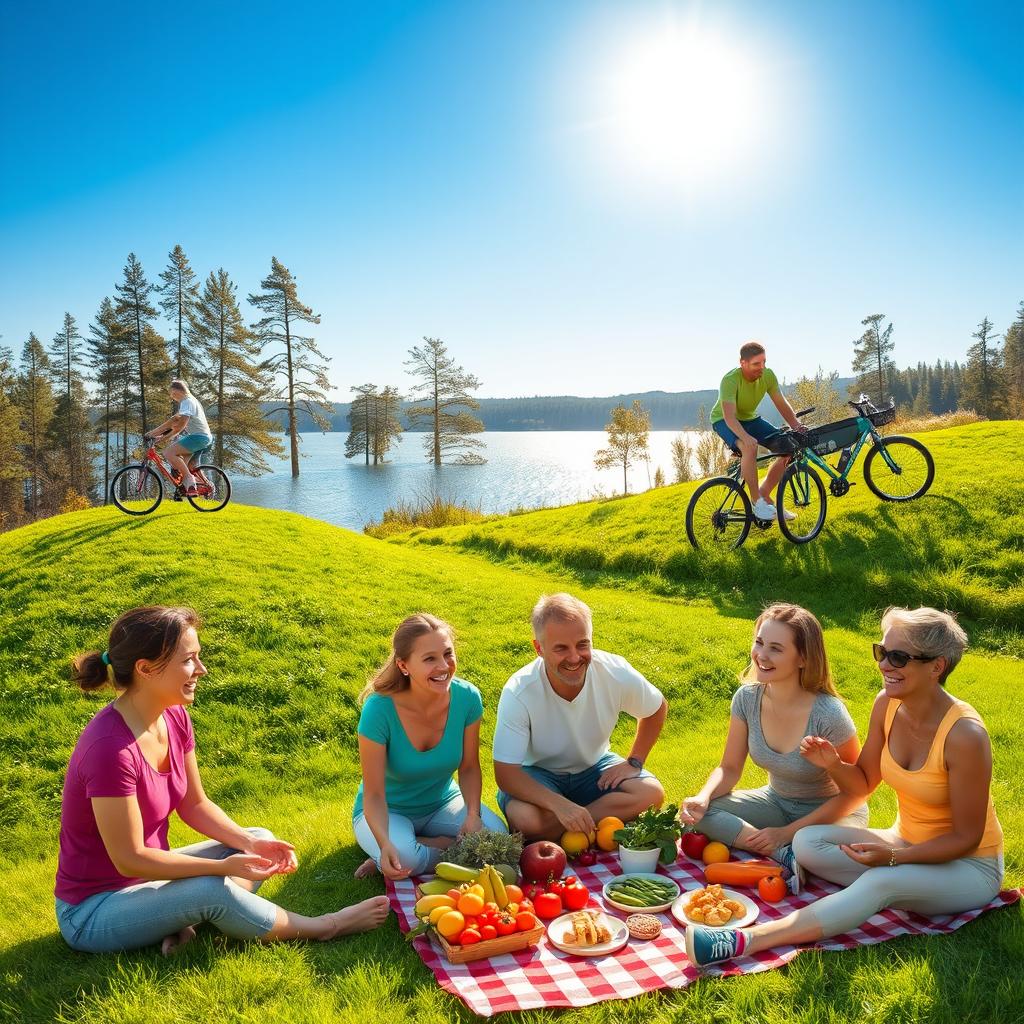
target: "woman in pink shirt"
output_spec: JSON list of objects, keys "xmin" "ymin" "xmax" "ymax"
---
[{"xmin": 55, "ymin": 605, "xmax": 389, "ymax": 954}]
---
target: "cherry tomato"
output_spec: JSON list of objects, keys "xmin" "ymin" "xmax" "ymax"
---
[
  {"xmin": 459, "ymin": 928, "xmax": 482, "ymax": 945},
  {"xmin": 534, "ymin": 892, "xmax": 563, "ymax": 919},
  {"xmin": 546, "ymin": 879, "xmax": 566, "ymax": 897},
  {"xmin": 515, "ymin": 911, "xmax": 538, "ymax": 932},
  {"xmin": 562, "ymin": 880, "xmax": 590, "ymax": 911},
  {"xmin": 484, "ymin": 902, "xmax": 499, "ymax": 915},
  {"xmin": 462, "ymin": 915, "xmax": 479, "ymax": 931},
  {"xmin": 575, "ymin": 848, "xmax": 598, "ymax": 867},
  {"xmin": 518, "ymin": 898, "xmax": 534, "ymax": 914},
  {"xmin": 496, "ymin": 914, "xmax": 517, "ymax": 936},
  {"xmin": 523, "ymin": 882, "xmax": 545, "ymax": 902},
  {"xmin": 480, "ymin": 925, "xmax": 498, "ymax": 941},
  {"xmin": 758, "ymin": 875, "xmax": 787, "ymax": 903}
]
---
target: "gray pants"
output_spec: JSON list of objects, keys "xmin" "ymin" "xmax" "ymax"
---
[
  {"xmin": 697, "ymin": 786, "xmax": 868, "ymax": 847},
  {"xmin": 55, "ymin": 827, "xmax": 280, "ymax": 952},
  {"xmin": 793, "ymin": 824, "xmax": 1004, "ymax": 936}
]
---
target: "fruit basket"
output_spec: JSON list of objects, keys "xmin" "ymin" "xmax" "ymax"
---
[{"xmin": 431, "ymin": 923, "xmax": 546, "ymax": 964}]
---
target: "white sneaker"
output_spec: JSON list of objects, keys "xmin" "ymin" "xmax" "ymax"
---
[
  {"xmin": 753, "ymin": 497, "xmax": 776, "ymax": 520},
  {"xmin": 781, "ymin": 507, "xmax": 797, "ymax": 521}
]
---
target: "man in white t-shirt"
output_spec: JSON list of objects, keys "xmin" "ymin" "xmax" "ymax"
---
[
  {"xmin": 493, "ymin": 593, "xmax": 668, "ymax": 841},
  {"xmin": 146, "ymin": 380, "xmax": 214, "ymax": 497}
]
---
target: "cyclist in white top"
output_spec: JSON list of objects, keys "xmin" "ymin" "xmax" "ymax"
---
[{"xmin": 147, "ymin": 380, "xmax": 214, "ymax": 497}]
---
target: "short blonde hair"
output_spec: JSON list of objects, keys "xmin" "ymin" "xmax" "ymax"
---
[
  {"xmin": 531, "ymin": 593, "xmax": 592, "ymax": 640},
  {"xmin": 170, "ymin": 379, "xmax": 190, "ymax": 395},
  {"xmin": 742, "ymin": 602, "xmax": 837, "ymax": 696},
  {"xmin": 881, "ymin": 607, "xmax": 967, "ymax": 685}
]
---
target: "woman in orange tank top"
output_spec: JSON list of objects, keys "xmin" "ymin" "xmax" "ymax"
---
[{"xmin": 684, "ymin": 607, "xmax": 1004, "ymax": 969}]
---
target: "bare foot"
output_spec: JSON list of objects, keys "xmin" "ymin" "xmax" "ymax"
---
[
  {"xmin": 320, "ymin": 895, "xmax": 391, "ymax": 940},
  {"xmin": 353, "ymin": 857, "xmax": 378, "ymax": 879},
  {"xmin": 160, "ymin": 925, "xmax": 197, "ymax": 956}
]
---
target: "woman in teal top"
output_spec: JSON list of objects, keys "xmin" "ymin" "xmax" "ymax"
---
[{"xmin": 352, "ymin": 614, "xmax": 506, "ymax": 879}]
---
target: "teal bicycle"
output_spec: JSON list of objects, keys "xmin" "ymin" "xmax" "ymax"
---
[{"xmin": 685, "ymin": 396, "xmax": 934, "ymax": 549}]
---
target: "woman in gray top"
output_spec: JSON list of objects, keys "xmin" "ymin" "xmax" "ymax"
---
[{"xmin": 680, "ymin": 603, "xmax": 868, "ymax": 892}]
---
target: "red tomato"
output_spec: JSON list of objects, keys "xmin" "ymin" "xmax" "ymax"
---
[
  {"xmin": 546, "ymin": 879, "xmax": 566, "ymax": 897},
  {"xmin": 496, "ymin": 914, "xmax": 517, "ymax": 936},
  {"xmin": 758, "ymin": 874, "xmax": 787, "ymax": 903},
  {"xmin": 480, "ymin": 925, "xmax": 498, "ymax": 941},
  {"xmin": 575, "ymin": 848, "xmax": 598, "ymax": 867},
  {"xmin": 563, "ymin": 881, "xmax": 589, "ymax": 911},
  {"xmin": 483, "ymin": 902, "xmax": 499, "ymax": 915},
  {"xmin": 515, "ymin": 911, "xmax": 538, "ymax": 932},
  {"xmin": 534, "ymin": 892, "xmax": 563, "ymax": 919},
  {"xmin": 459, "ymin": 928, "xmax": 482, "ymax": 945},
  {"xmin": 523, "ymin": 882, "xmax": 545, "ymax": 902},
  {"xmin": 462, "ymin": 915, "xmax": 479, "ymax": 931},
  {"xmin": 518, "ymin": 898, "xmax": 534, "ymax": 914},
  {"xmin": 681, "ymin": 832, "xmax": 710, "ymax": 860}
]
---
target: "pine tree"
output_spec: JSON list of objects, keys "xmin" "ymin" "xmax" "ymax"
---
[
  {"xmin": 345, "ymin": 384, "xmax": 377, "ymax": 464},
  {"xmin": 851, "ymin": 314, "xmax": 895, "ymax": 402},
  {"xmin": 0, "ymin": 345, "xmax": 28, "ymax": 532},
  {"xmin": 16, "ymin": 334, "xmax": 56, "ymax": 518},
  {"xmin": 1002, "ymin": 301, "xmax": 1024, "ymax": 418},
  {"xmin": 48, "ymin": 312, "xmax": 95, "ymax": 499},
  {"xmin": 374, "ymin": 386, "xmax": 404, "ymax": 463},
  {"xmin": 195, "ymin": 268, "xmax": 284, "ymax": 473},
  {"xmin": 158, "ymin": 245, "xmax": 201, "ymax": 381},
  {"xmin": 114, "ymin": 253, "xmax": 162, "ymax": 434},
  {"xmin": 405, "ymin": 337, "xmax": 485, "ymax": 465},
  {"xmin": 962, "ymin": 317, "xmax": 1005, "ymax": 419},
  {"xmin": 87, "ymin": 297, "xmax": 131, "ymax": 501},
  {"xmin": 249, "ymin": 257, "xmax": 331, "ymax": 477},
  {"xmin": 594, "ymin": 400, "xmax": 650, "ymax": 495}
]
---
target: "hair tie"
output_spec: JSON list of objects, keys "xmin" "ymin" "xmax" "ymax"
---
[{"xmin": 101, "ymin": 651, "xmax": 111, "ymax": 666}]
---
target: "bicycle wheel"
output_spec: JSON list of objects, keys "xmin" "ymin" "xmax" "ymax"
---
[
  {"xmin": 110, "ymin": 465, "xmax": 162, "ymax": 515},
  {"xmin": 686, "ymin": 477, "xmax": 752, "ymax": 550},
  {"xmin": 186, "ymin": 466, "xmax": 231, "ymax": 512},
  {"xmin": 863, "ymin": 436, "xmax": 935, "ymax": 501},
  {"xmin": 776, "ymin": 463, "xmax": 827, "ymax": 543}
]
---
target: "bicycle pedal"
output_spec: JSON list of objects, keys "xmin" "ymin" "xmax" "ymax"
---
[{"xmin": 172, "ymin": 493, "xmax": 184, "ymax": 502}]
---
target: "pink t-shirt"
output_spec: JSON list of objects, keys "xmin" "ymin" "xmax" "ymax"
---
[{"xmin": 55, "ymin": 703, "xmax": 195, "ymax": 904}]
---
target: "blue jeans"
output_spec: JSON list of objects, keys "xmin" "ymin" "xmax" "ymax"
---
[
  {"xmin": 352, "ymin": 794, "xmax": 506, "ymax": 876},
  {"xmin": 54, "ymin": 827, "xmax": 280, "ymax": 952},
  {"xmin": 496, "ymin": 752, "xmax": 656, "ymax": 816}
]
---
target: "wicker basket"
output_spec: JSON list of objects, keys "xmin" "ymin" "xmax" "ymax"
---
[
  {"xmin": 433, "ymin": 923, "xmax": 545, "ymax": 963},
  {"xmin": 867, "ymin": 405, "xmax": 896, "ymax": 428},
  {"xmin": 805, "ymin": 416, "xmax": 862, "ymax": 456}
]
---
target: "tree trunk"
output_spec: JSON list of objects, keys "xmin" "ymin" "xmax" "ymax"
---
[
  {"xmin": 135, "ymin": 301, "xmax": 147, "ymax": 434},
  {"xmin": 217, "ymin": 313, "xmax": 226, "ymax": 467},
  {"xmin": 284, "ymin": 302, "xmax": 299, "ymax": 477}
]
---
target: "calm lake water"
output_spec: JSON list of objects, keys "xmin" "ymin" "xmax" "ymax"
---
[{"xmin": 229, "ymin": 431, "xmax": 703, "ymax": 532}]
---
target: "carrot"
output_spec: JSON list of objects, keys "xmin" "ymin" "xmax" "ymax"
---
[{"xmin": 703, "ymin": 861, "xmax": 784, "ymax": 886}]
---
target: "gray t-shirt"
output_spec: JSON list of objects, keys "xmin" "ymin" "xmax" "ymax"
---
[{"xmin": 731, "ymin": 684, "xmax": 856, "ymax": 800}]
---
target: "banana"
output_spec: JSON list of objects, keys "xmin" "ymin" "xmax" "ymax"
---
[
  {"xmin": 434, "ymin": 862, "xmax": 480, "ymax": 883},
  {"xmin": 414, "ymin": 893, "xmax": 456, "ymax": 917},
  {"xmin": 476, "ymin": 864, "xmax": 496, "ymax": 904},
  {"xmin": 488, "ymin": 864, "xmax": 509, "ymax": 909},
  {"xmin": 417, "ymin": 879, "xmax": 454, "ymax": 897}
]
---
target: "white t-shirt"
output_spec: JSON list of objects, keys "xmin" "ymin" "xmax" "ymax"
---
[
  {"xmin": 492, "ymin": 649, "xmax": 664, "ymax": 773},
  {"xmin": 176, "ymin": 394, "xmax": 212, "ymax": 440}
]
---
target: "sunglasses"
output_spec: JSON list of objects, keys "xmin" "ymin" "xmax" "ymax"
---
[{"xmin": 872, "ymin": 643, "xmax": 936, "ymax": 668}]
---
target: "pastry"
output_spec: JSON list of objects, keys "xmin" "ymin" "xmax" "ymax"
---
[{"xmin": 625, "ymin": 913, "xmax": 662, "ymax": 940}]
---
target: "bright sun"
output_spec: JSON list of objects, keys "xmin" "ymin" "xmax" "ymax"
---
[{"xmin": 605, "ymin": 26, "xmax": 765, "ymax": 188}]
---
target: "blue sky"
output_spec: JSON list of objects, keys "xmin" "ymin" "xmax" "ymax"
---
[{"xmin": 1, "ymin": 0, "xmax": 1021, "ymax": 399}]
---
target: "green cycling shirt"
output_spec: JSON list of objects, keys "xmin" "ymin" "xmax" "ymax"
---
[{"xmin": 710, "ymin": 366, "xmax": 780, "ymax": 423}]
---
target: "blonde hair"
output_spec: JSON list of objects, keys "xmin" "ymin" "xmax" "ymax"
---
[
  {"xmin": 170, "ymin": 379, "xmax": 190, "ymax": 395},
  {"xmin": 742, "ymin": 602, "xmax": 837, "ymax": 696},
  {"xmin": 881, "ymin": 606, "xmax": 967, "ymax": 685},
  {"xmin": 531, "ymin": 593, "xmax": 592, "ymax": 640},
  {"xmin": 359, "ymin": 613, "xmax": 454, "ymax": 703}
]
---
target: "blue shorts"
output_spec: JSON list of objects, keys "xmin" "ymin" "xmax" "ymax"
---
[
  {"xmin": 496, "ymin": 752, "xmax": 655, "ymax": 815},
  {"xmin": 176, "ymin": 434, "xmax": 212, "ymax": 454},
  {"xmin": 712, "ymin": 416, "xmax": 780, "ymax": 451}
]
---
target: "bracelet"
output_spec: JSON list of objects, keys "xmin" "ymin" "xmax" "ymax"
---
[{"xmin": 888, "ymin": 847, "xmax": 897, "ymax": 867}]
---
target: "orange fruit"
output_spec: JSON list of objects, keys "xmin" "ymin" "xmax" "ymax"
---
[
  {"xmin": 457, "ymin": 892, "xmax": 485, "ymax": 916},
  {"xmin": 701, "ymin": 841, "xmax": 730, "ymax": 865},
  {"xmin": 597, "ymin": 816, "xmax": 625, "ymax": 833},
  {"xmin": 595, "ymin": 824, "xmax": 620, "ymax": 852},
  {"xmin": 436, "ymin": 910, "xmax": 465, "ymax": 939},
  {"xmin": 560, "ymin": 830, "xmax": 591, "ymax": 856}
]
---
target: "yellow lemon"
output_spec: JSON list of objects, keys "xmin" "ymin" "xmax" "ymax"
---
[
  {"xmin": 560, "ymin": 830, "xmax": 591, "ymax": 856},
  {"xmin": 701, "ymin": 841, "xmax": 730, "ymax": 865}
]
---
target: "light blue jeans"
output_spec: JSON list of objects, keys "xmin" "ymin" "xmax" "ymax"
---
[
  {"xmin": 352, "ymin": 794, "xmax": 506, "ymax": 875},
  {"xmin": 55, "ymin": 827, "xmax": 280, "ymax": 952}
]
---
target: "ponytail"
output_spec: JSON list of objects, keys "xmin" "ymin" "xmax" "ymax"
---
[
  {"xmin": 72, "ymin": 651, "xmax": 113, "ymax": 692},
  {"xmin": 360, "ymin": 613, "xmax": 454, "ymax": 704}
]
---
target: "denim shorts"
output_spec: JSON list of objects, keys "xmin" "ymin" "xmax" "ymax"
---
[
  {"xmin": 711, "ymin": 415, "xmax": 780, "ymax": 450},
  {"xmin": 497, "ymin": 751, "xmax": 654, "ymax": 814}
]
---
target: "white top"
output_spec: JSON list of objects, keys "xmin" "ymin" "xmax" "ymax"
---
[
  {"xmin": 493, "ymin": 649, "xmax": 664, "ymax": 773},
  {"xmin": 176, "ymin": 394, "xmax": 212, "ymax": 440}
]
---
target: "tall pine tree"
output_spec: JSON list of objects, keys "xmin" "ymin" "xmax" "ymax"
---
[
  {"xmin": 0, "ymin": 345, "xmax": 28, "ymax": 532},
  {"xmin": 851, "ymin": 314, "xmax": 895, "ymax": 402},
  {"xmin": 1002, "ymin": 302, "xmax": 1024, "ymax": 418},
  {"xmin": 405, "ymin": 337, "xmax": 485, "ymax": 465},
  {"xmin": 345, "ymin": 384, "xmax": 377, "ymax": 465},
  {"xmin": 114, "ymin": 253, "xmax": 162, "ymax": 435},
  {"xmin": 16, "ymin": 334, "xmax": 56, "ymax": 518},
  {"xmin": 194, "ymin": 268, "xmax": 283, "ymax": 473},
  {"xmin": 48, "ymin": 312, "xmax": 95, "ymax": 499},
  {"xmin": 249, "ymin": 258, "xmax": 331, "ymax": 478},
  {"xmin": 158, "ymin": 245, "xmax": 201, "ymax": 382},
  {"xmin": 962, "ymin": 317, "xmax": 1005, "ymax": 419},
  {"xmin": 87, "ymin": 297, "xmax": 132, "ymax": 500}
]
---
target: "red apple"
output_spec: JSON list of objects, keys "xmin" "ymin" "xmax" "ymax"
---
[
  {"xmin": 519, "ymin": 840, "xmax": 567, "ymax": 883},
  {"xmin": 681, "ymin": 832, "xmax": 710, "ymax": 860}
]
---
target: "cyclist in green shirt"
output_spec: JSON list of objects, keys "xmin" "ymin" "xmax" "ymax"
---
[{"xmin": 710, "ymin": 341, "xmax": 805, "ymax": 520}]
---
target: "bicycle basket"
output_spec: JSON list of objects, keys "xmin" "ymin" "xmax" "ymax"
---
[
  {"xmin": 867, "ymin": 404, "xmax": 896, "ymax": 428},
  {"xmin": 805, "ymin": 416, "xmax": 862, "ymax": 456}
]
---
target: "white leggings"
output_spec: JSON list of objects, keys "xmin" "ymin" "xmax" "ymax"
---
[{"xmin": 793, "ymin": 824, "xmax": 1003, "ymax": 936}]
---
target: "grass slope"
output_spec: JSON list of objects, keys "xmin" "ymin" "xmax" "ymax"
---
[
  {"xmin": 0, "ymin": 429, "xmax": 1021, "ymax": 1024},
  {"xmin": 387, "ymin": 422, "xmax": 1024, "ymax": 657}
]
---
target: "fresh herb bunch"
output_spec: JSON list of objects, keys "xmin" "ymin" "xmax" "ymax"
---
[
  {"xmin": 613, "ymin": 804, "xmax": 682, "ymax": 864},
  {"xmin": 445, "ymin": 828, "xmax": 524, "ymax": 870}
]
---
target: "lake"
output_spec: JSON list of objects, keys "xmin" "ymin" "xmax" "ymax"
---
[{"xmin": 229, "ymin": 431, "xmax": 704, "ymax": 532}]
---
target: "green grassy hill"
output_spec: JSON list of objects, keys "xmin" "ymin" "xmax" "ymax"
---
[{"xmin": 1, "ymin": 421, "xmax": 1022, "ymax": 1024}]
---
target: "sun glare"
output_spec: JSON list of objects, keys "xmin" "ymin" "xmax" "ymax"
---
[{"xmin": 605, "ymin": 26, "xmax": 766, "ymax": 188}]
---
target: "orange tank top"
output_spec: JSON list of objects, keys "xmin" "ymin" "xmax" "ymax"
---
[{"xmin": 881, "ymin": 698, "xmax": 1002, "ymax": 859}]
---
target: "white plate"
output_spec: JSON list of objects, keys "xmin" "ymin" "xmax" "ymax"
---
[
  {"xmin": 546, "ymin": 912, "xmax": 630, "ymax": 956},
  {"xmin": 602, "ymin": 872, "xmax": 680, "ymax": 913},
  {"xmin": 671, "ymin": 886, "xmax": 759, "ymax": 930}
]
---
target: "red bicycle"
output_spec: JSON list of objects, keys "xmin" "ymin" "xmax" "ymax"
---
[{"xmin": 110, "ymin": 437, "xmax": 231, "ymax": 515}]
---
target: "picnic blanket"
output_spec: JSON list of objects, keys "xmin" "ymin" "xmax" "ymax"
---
[{"xmin": 390, "ymin": 852, "xmax": 1020, "ymax": 1017}]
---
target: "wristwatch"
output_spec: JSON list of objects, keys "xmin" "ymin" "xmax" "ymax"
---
[{"xmin": 627, "ymin": 756, "xmax": 644, "ymax": 770}]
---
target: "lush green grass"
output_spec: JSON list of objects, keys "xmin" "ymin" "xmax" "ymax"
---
[{"xmin": 1, "ymin": 424, "xmax": 1022, "ymax": 1023}]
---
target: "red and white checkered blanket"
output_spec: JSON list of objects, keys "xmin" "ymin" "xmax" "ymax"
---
[{"xmin": 389, "ymin": 852, "xmax": 1020, "ymax": 1017}]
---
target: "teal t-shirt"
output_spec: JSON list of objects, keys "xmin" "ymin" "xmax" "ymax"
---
[
  {"xmin": 710, "ymin": 366, "xmax": 780, "ymax": 423},
  {"xmin": 352, "ymin": 678, "xmax": 483, "ymax": 820}
]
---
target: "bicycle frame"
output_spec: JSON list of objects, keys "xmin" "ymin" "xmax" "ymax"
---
[{"xmin": 791, "ymin": 415, "xmax": 902, "ymax": 484}]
